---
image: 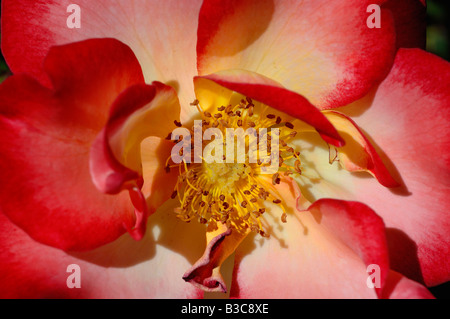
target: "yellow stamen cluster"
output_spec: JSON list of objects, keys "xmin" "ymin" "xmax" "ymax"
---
[{"xmin": 165, "ymin": 97, "xmax": 303, "ymax": 237}]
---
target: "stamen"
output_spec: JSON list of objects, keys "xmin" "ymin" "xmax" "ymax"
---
[
  {"xmin": 285, "ymin": 122, "xmax": 294, "ymax": 129},
  {"xmin": 166, "ymin": 95, "xmax": 300, "ymax": 237}
]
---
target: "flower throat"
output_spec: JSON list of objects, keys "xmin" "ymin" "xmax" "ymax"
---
[{"xmin": 165, "ymin": 96, "xmax": 303, "ymax": 237}]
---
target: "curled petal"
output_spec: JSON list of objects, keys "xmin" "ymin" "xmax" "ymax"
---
[
  {"xmin": 323, "ymin": 110, "xmax": 400, "ymax": 188},
  {"xmin": 0, "ymin": 39, "xmax": 148, "ymax": 251},
  {"xmin": 194, "ymin": 71, "xmax": 344, "ymax": 147},
  {"xmin": 90, "ymin": 82, "xmax": 181, "ymax": 239},
  {"xmin": 183, "ymin": 222, "xmax": 248, "ymax": 293},
  {"xmin": 197, "ymin": 0, "xmax": 396, "ymax": 109}
]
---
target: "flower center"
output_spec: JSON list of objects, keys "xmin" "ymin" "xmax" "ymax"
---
[{"xmin": 166, "ymin": 96, "xmax": 303, "ymax": 236}]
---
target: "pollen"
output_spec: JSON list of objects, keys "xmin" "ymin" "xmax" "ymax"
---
[{"xmin": 165, "ymin": 96, "xmax": 303, "ymax": 236}]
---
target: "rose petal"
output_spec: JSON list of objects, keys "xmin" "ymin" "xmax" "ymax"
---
[
  {"xmin": 197, "ymin": 0, "xmax": 396, "ymax": 109},
  {"xmin": 383, "ymin": 270, "xmax": 435, "ymax": 299},
  {"xmin": 0, "ymin": 39, "xmax": 157, "ymax": 251},
  {"xmin": 307, "ymin": 198, "xmax": 390, "ymax": 298},
  {"xmin": 294, "ymin": 49, "xmax": 450, "ymax": 286},
  {"xmin": 341, "ymin": 48, "xmax": 450, "ymax": 286},
  {"xmin": 0, "ymin": 206, "xmax": 205, "ymax": 298},
  {"xmin": 1, "ymin": 0, "xmax": 202, "ymax": 121},
  {"xmin": 194, "ymin": 71, "xmax": 344, "ymax": 147},
  {"xmin": 90, "ymin": 81, "xmax": 181, "ymax": 240},
  {"xmin": 230, "ymin": 178, "xmax": 390, "ymax": 298},
  {"xmin": 323, "ymin": 110, "xmax": 400, "ymax": 188},
  {"xmin": 183, "ymin": 222, "xmax": 248, "ymax": 293}
]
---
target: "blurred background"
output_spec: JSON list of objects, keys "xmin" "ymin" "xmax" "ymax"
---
[
  {"xmin": 426, "ymin": 0, "xmax": 449, "ymax": 60},
  {"xmin": 0, "ymin": 0, "xmax": 448, "ymax": 299}
]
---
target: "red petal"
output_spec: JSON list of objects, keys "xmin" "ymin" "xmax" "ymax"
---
[
  {"xmin": 0, "ymin": 210, "xmax": 204, "ymax": 298},
  {"xmin": 344, "ymin": 49, "xmax": 450, "ymax": 286},
  {"xmin": 90, "ymin": 82, "xmax": 181, "ymax": 240},
  {"xmin": 383, "ymin": 271, "xmax": 435, "ymax": 299},
  {"xmin": 323, "ymin": 110, "xmax": 400, "ymax": 188},
  {"xmin": 197, "ymin": 0, "xmax": 396, "ymax": 109},
  {"xmin": 0, "ymin": 39, "xmax": 148, "ymax": 251},
  {"xmin": 229, "ymin": 176, "xmax": 392, "ymax": 298},
  {"xmin": 307, "ymin": 199, "xmax": 390, "ymax": 298},
  {"xmin": 195, "ymin": 71, "xmax": 344, "ymax": 147},
  {"xmin": 304, "ymin": 49, "xmax": 450, "ymax": 286},
  {"xmin": 230, "ymin": 197, "xmax": 391, "ymax": 298},
  {"xmin": 1, "ymin": 0, "xmax": 202, "ymax": 120}
]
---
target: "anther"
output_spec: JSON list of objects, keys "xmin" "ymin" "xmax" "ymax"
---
[
  {"xmin": 251, "ymin": 225, "xmax": 260, "ymax": 233},
  {"xmin": 259, "ymin": 230, "xmax": 270, "ymax": 238},
  {"xmin": 204, "ymin": 111, "xmax": 212, "ymax": 118},
  {"xmin": 174, "ymin": 120, "xmax": 182, "ymax": 127},
  {"xmin": 252, "ymin": 211, "xmax": 261, "ymax": 218},
  {"xmin": 266, "ymin": 114, "xmax": 276, "ymax": 119},
  {"xmin": 190, "ymin": 99, "xmax": 199, "ymax": 106},
  {"xmin": 276, "ymin": 116, "xmax": 282, "ymax": 124},
  {"xmin": 272, "ymin": 173, "xmax": 281, "ymax": 185},
  {"xmin": 284, "ymin": 170, "xmax": 293, "ymax": 176},
  {"xmin": 295, "ymin": 160, "xmax": 302, "ymax": 173},
  {"xmin": 281, "ymin": 213, "xmax": 287, "ymax": 223},
  {"xmin": 285, "ymin": 122, "xmax": 294, "ymax": 129},
  {"xmin": 225, "ymin": 105, "xmax": 233, "ymax": 113},
  {"xmin": 273, "ymin": 199, "xmax": 282, "ymax": 204},
  {"xmin": 171, "ymin": 190, "xmax": 177, "ymax": 199}
]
